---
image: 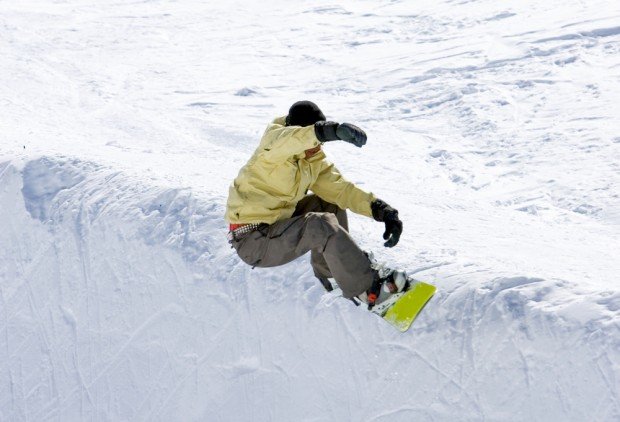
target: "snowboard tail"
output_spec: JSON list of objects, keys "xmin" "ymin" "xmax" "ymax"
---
[{"xmin": 381, "ymin": 281, "xmax": 436, "ymax": 332}]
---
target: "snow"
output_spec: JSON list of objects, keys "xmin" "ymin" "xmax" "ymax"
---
[{"xmin": 1, "ymin": 0, "xmax": 619, "ymax": 420}]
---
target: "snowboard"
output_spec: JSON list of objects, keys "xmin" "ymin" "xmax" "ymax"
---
[
  {"xmin": 370, "ymin": 281, "xmax": 436, "ymax": 332},
  {"xmin": 317, "ymin": 276, "xmax": 436, "ymax": 332}
]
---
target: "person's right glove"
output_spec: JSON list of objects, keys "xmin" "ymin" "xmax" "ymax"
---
[
  {"xmin": 314, "ymin": 121, "xmax": 367, "ymax": 147},
  {"xmin": 371, "ymin": 199, "xmax": 403, "ymax": 247}
]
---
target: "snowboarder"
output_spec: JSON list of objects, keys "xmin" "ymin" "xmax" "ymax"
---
[{"xmin": 226, "ymin": 100, "xmax": 406, "ymax": 308}]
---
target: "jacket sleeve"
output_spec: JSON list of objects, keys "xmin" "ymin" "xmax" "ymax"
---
[
  {"xmin": 310, "ymin": 160, "xmax": 376, "ymax": 218},
  {"xmin": 258, "ymin": 117, "xmax": 321, "ymax": 163}
]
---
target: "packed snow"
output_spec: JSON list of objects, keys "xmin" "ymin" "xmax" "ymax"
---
[{"xmin": 1, "ymin": 0, "xmax": 619, "ymax": 420}]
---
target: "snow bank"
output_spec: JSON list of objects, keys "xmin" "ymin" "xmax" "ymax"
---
[{"xmin": 1, "ymin": 157, "xmax": 618, "ymax": 421}]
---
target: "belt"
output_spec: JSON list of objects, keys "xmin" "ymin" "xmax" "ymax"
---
[{"xmin": 227, "ymin": 223, "xmax": 263, "ymax": 243}]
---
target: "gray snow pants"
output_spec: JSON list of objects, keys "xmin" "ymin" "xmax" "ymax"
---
[{"xmin": 230, "ymin": 194, "xmax": 374, "ymax": 298}]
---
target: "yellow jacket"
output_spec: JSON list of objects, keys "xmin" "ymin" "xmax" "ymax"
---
[{"xmin": 226, "ymin": 116, "xmax": 376, "ymax": 224}]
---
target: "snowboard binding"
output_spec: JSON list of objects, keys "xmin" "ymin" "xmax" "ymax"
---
[{"xmin": 366, "ymin": 269, "xmax": 410, "ymax": 310}]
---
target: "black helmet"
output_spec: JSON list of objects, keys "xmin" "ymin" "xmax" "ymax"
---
[{"xmin": 285, "ymin": 100, "xmax": 326, "ymax": 127}]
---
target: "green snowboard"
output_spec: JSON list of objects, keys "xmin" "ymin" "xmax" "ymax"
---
[{"xmin": 372, "ymin": 281, "xmax": 436, "ymax": 332}]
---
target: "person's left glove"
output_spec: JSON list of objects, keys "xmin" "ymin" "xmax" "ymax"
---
[{"xmin": 371, "ymin": 199, "xmax": 403, "ymax": 248}]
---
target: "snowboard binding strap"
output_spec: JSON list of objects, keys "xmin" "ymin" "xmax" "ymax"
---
[
  {"xmin": 367, "ymin": 272, "xmax": 400, "ymax": 310},
  {"xmin": 366, "ymin": 273, "xmax": 383, "ymax": 310}
]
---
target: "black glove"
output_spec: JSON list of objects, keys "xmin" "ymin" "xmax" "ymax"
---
[
  {"xmin": 314, "ymin": 121, "xmax": 367, "ymax": 147},
  {"xmin": 371, "ymin": 199, "xmax": 402, "ymax": 248}
]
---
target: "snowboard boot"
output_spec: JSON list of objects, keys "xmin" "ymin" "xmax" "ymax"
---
[{"xmin": 357, "ymin": 252, "xmax": 410, "ymax": 312}]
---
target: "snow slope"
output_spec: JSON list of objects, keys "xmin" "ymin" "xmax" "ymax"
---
[{"xmin": 1, "ymin": 0, "xmax": 619, "ymax": 420}]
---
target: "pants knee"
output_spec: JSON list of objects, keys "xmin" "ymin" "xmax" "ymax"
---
[{"xmin": 305, "ymin": 212, "xmax": 341, "ymax": 236}]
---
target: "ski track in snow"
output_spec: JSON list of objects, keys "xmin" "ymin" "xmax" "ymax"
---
[{"xmin": 1, "ymin": 0, "xmax": 620, "ymax": 421}]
